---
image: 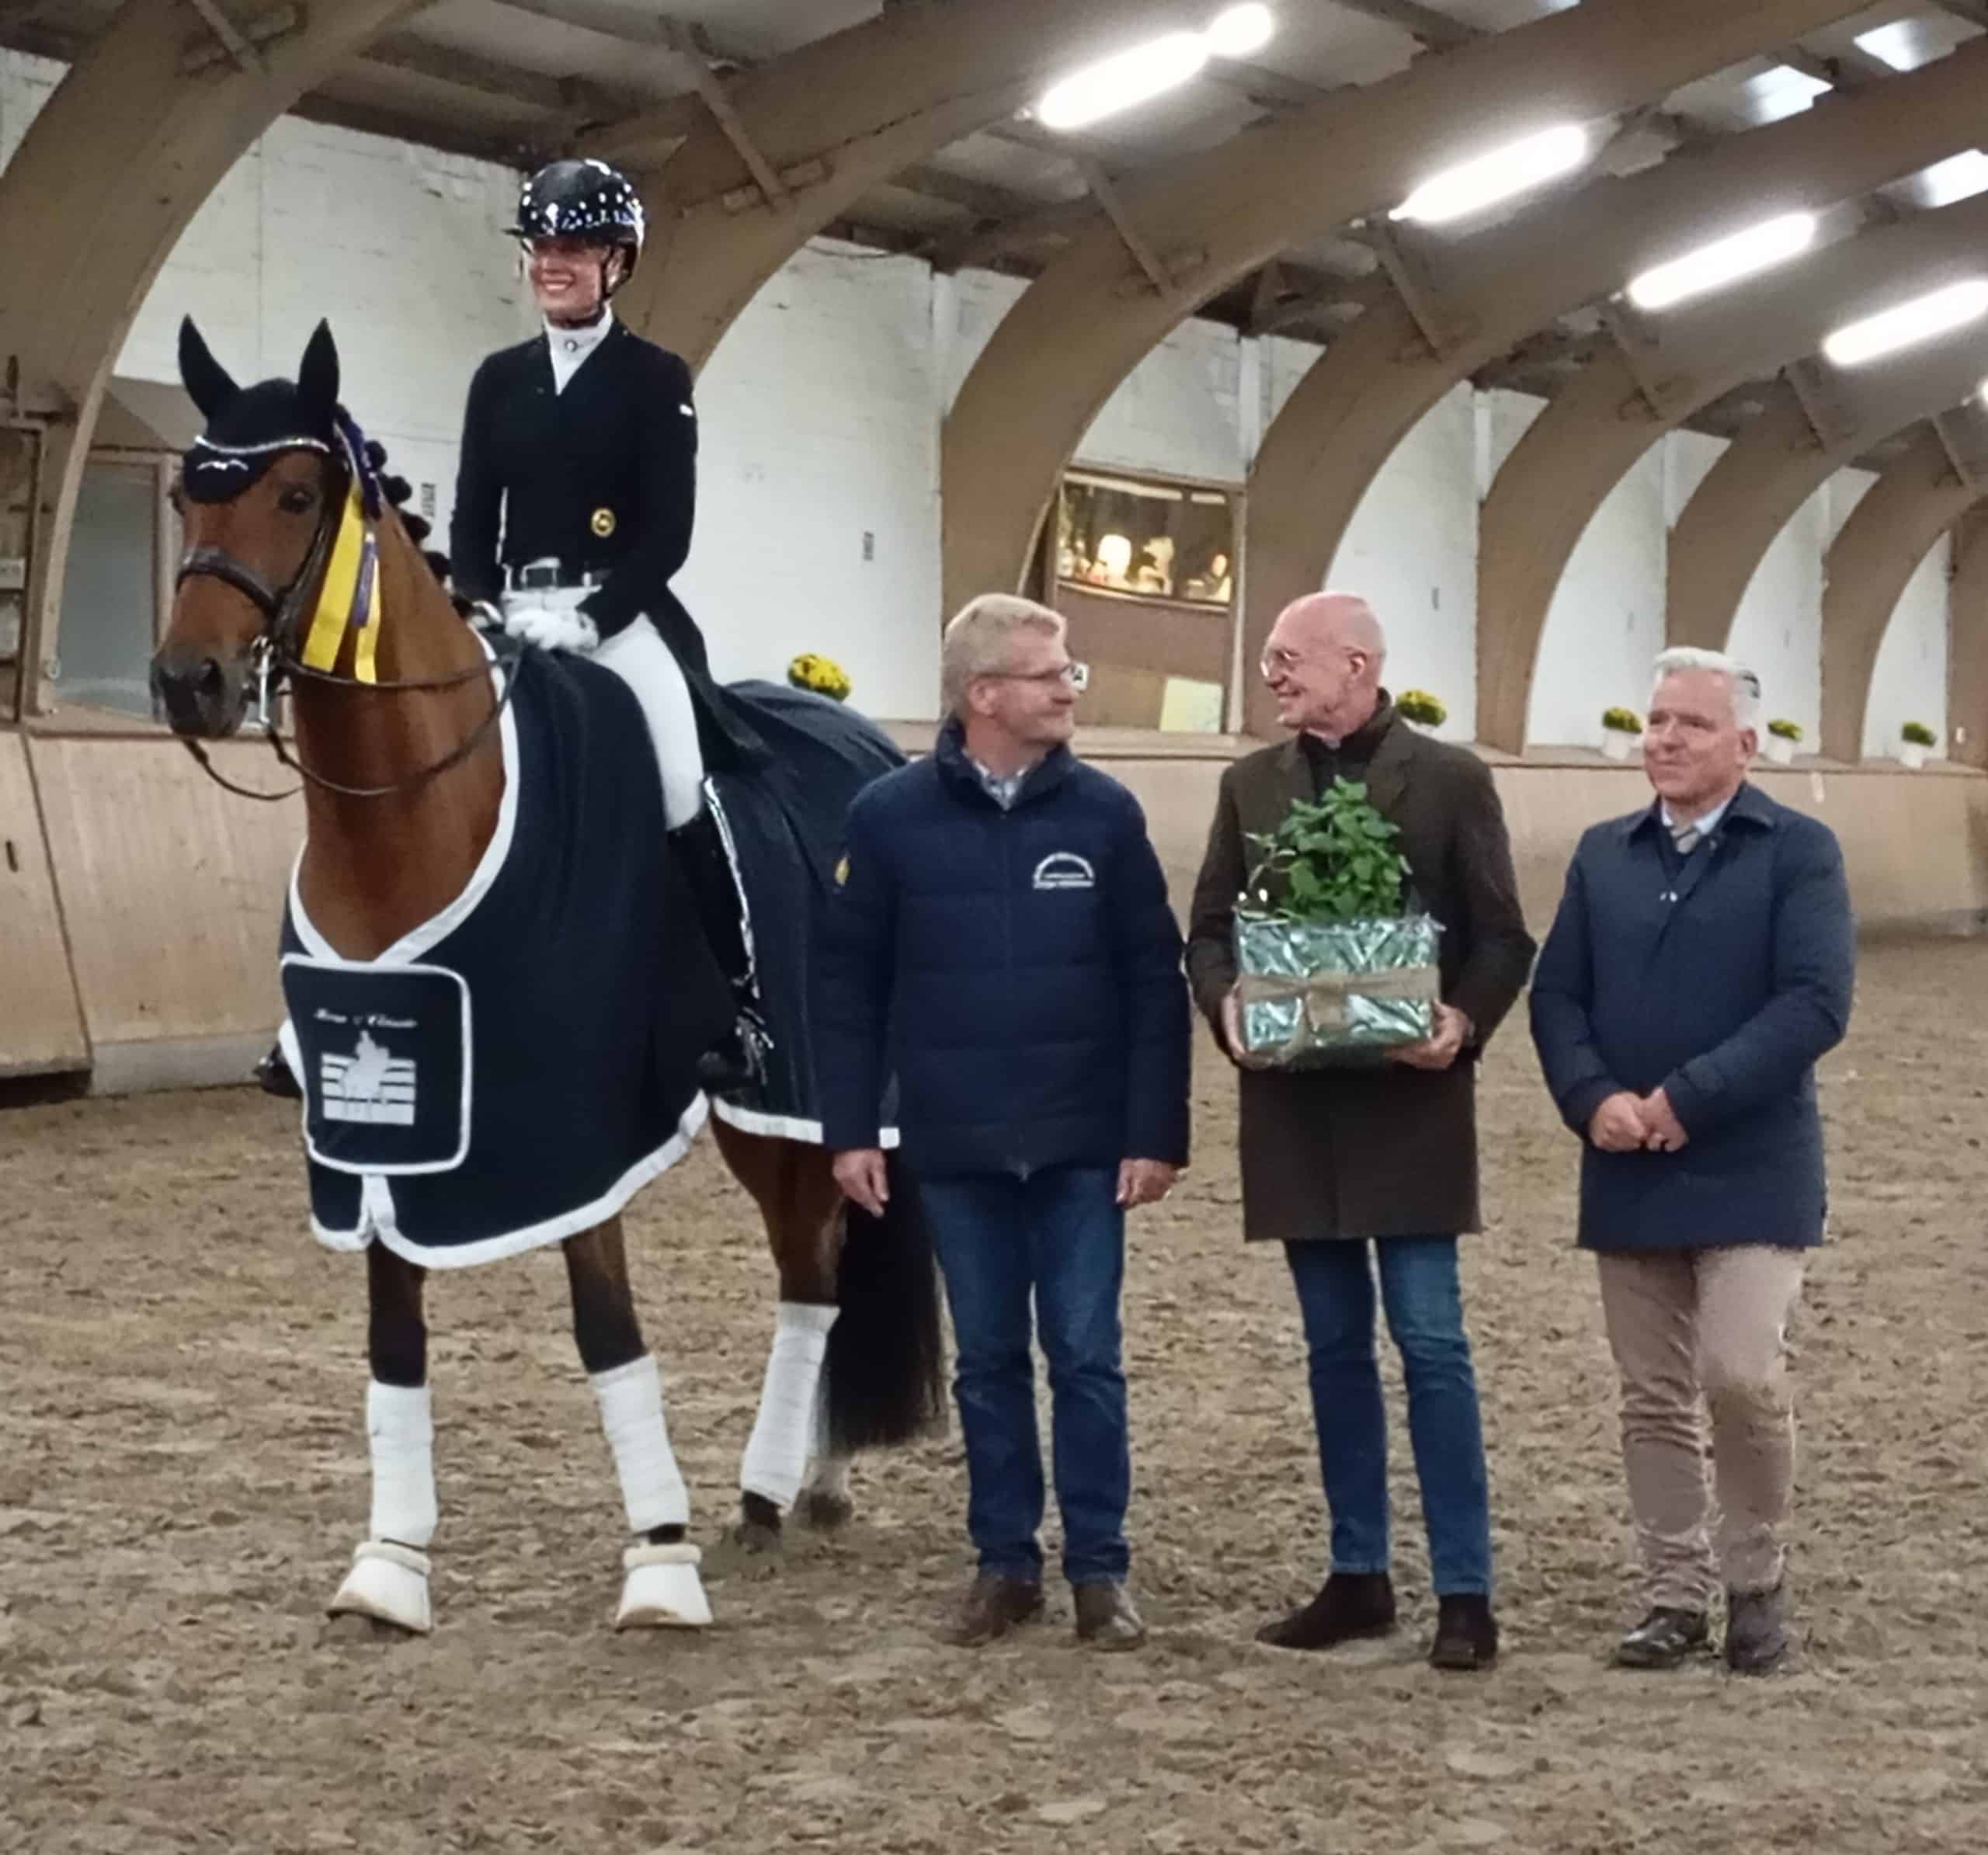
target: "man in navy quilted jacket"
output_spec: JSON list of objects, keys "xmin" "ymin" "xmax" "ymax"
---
[{"xmin": 818, "ymin": 594, "xmax": 1191, "ymax": 1651}]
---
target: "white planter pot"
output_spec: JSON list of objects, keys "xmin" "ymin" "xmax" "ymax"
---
[
  {"xmin": 1900, "ymin": 742, "xmax": 1928, "ymax": 770},
  {"xmin": 1762, "ymin": 734, "xmax": 1798, "ymax": 766},
  {"xmin": 1601, "ymin": 728, "xmax": 1639, "ymax": 762}
]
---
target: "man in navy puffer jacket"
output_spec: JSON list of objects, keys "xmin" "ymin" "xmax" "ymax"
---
[{"xmin": 818, "ymin": 595, "xmax": 1190, "ymax": 1651}]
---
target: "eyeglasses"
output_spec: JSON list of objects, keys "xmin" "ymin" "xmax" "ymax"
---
[
  {"xmin": 1260, "ymin": 644, "xmax": 1361, "ymax": 679},
  {"xmin": 986, "ymin": 660, "xmax": 1090, "ymax": 692}
]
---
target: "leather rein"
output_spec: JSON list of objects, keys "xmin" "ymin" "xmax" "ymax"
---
[{"xmin": 172, "ymin": 453, "xmax": 521, "ymax": 802}]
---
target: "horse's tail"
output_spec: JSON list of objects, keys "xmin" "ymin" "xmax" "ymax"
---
[{"xmin": 824, "ymin": 1152, "xmax": 947, "ymax": 1453}]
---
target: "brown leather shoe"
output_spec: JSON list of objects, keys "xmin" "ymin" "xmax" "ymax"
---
[
  {"xmin": 1072, "ymin": 1581, "xmax": 1147, "ymax": 1651},
  {"xmin": 939, "ymin": 1572, "xmax": 1044, "ymax": 1648},
  {"xmin": 1255, "ymin": 1572, "xmax": 1397, "ymax": 1651}
]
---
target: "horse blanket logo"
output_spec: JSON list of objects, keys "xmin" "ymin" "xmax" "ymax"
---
[
  {"xmin": 321, "ymin": 1027, "xmax": 417, "ymax": 1126},
  {"xmin": 276, "ymin": 651, "xmax": 718, "ymax": 1267},
  {"xmin": 1032, "ymin": 851, "xmax": 1096, "ymax": 891}
]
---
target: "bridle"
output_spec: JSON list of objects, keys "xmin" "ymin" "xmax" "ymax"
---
[{"xmin": 172, "ymin": 446, "xmax": 522, "ymax": 802}]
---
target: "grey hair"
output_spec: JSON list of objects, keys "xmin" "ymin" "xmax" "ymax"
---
[
  {"xmin": 940, "ymin": 593, "xmax": 1066, "ymax": 715},
  {"xmin": 1651, "ymin": 646, "xmax": 1760, "ymax": 730}
]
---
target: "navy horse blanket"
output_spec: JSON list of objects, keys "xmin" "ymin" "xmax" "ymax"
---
[
  {"xmin": 705, "ymin": 679, "xmax": 905, "ymax": 1145},
  {"xmin": 279, "ymin": 648, "xmax": 728, "ymax": 1267}
]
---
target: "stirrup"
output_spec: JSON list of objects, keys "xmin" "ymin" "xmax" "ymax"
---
[
  {"xmin": 697, "ymin": 1009, "xmax": 770, "ymax": 1094},
  {"xmin": 256, "ymin": 1040, "xmax": 304, "ymax": 1100}
]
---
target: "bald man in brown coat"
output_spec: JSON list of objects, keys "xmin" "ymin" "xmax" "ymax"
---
[{"xmin": 1187, "ymin": 593, "xmax": 1534, "ymax": 1671}]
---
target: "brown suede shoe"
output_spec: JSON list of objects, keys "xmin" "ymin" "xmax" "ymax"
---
[
  {"xmin": 1072, "ymin": 1581, "xmax": 1147, "ymax": 1651},
  {"xmin": 1255, "ymin": 1572, "xmax": 1397, "ymax": 1652},
  {"xmin": 939, "ymin": 1572, "xmax": 1044, "ymax": 1648}
]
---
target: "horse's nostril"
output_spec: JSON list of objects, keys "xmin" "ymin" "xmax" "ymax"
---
[{"xmin": 195, "ymin": 658, "xmax": 226, "ymax": 699}]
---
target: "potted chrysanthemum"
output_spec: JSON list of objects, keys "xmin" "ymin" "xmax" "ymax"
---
[
  {"xmin": 787, "ymin": 652, "xmax": 853, "ymax": 702},
  {"xmin": 1763, "ymin": 718, "xmax": 1802, "ymax": 766},
  {"xmin": 1899, "ymin": 720, "xmax": 1938, "ymax": 770},
  {"xmin": 1395, "ymin": 689, "xmax": 1446, "ymax": 731},
  {"xmin": 1600, "ymin": 707, "xmax": 1642, "ymax": 762}
]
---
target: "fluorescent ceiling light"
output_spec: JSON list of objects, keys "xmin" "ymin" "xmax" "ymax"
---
[
  {"xmin": 1625, "ymin": 213, "xmax": 1818, "ymax": 311},
  {"xmin": 1979, "ymin": 377, "xmax": 1988, "ymax": 409},
  {"xmin": 1207, "ymin": 4, "xmax": 1276, "ymax": 57},
  {"xmin": 1389, "ymin": 125, "xmax": 1590, "ymax": 225},
  {"xmin": 1916, "ymin": 150, "xmax": 1988, "ymax": 209},
  {"xmin": 1037, "ymin": 31, "xmax": 1209, "ymax": 130},
  {"xmin": 1821, "ymin": 280, "xmax": 1988, "ymax": 366},
  {"xmin": 1852, "ymin": 23, "xmax": 1920, "ymax": 72},
  {"xmin": 1034, "ymin": 9, "xmax": 1277, "ymax": 130}
]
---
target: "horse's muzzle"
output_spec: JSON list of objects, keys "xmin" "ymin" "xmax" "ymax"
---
[{"xmin": 150, "ymin": 644, "xmax": 247, "ymax": 739}]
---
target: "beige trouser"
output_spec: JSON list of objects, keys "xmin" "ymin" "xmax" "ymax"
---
[{"xmin": 1595, "ymin": 1246, "xmax": 1806, "ymax": 1610}]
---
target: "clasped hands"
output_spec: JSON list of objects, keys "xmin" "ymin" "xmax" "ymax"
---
[{"xmin": 1587, "ymin": 1087, "xmax": 1689, "ymax": 1155}]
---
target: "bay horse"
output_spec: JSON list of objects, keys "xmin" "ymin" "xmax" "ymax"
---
[{"xmin": 150, "ymin": 319, "xmax": 940, "ymax": 1636}]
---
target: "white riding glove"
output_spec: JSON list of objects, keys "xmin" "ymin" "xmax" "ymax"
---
[{"xmin": 498, "ymin": 586, "xmax": 600, "ymax": 655}]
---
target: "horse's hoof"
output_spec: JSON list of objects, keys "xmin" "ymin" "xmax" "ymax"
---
[
  {"xmin": 617, "ymin": 1541, "xmax": 712, "ymax": 1629},
  {"xmin": 797, "ymin": 1490, "xmax": 854, "ymax": 1533},
  {"xmin": 728, "ymin": 1515, "xmax": 784, "ymax": 1556},
  {"xmin": 327, "ymin": 1541, "xmax": 432, "ymax": 1635}
]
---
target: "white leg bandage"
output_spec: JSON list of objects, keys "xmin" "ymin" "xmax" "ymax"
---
[
  {"xmin": 593, "ymin": 618, "xmax": 707, "ymax": 829},
  {"xmin": 741, "ymin": 1302, "xmax": 841, "ymax": 1509},
  {"xmin": 591, "ymin": 1353, "xmax": 690, "ymax": 1534},
  {"xmin": 366, "ymin": 1380, "xmax": 438, "ymax": 1550}
]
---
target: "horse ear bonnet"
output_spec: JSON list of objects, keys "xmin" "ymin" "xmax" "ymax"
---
[{"xmin": 179, "ymin": 317, "xmax": 344, "ymax": 505}]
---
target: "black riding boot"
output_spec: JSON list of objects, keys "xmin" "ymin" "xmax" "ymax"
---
[
  {"xmin": 668, "ymin": 807, "xmax": 768, "ymax": 1093},
  {"xmin": 257, "ymin": 1038, "xmax": 303, "ymax": 1099}
]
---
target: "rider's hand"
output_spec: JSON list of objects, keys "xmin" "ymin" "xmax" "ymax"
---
[
  {"xmin": 832, "ymin": 1148, "xmax": 890, "ymax": 1218},
  {"xmin": 500, "ymin": 596, "xmax": 600, "ymax": 656}
]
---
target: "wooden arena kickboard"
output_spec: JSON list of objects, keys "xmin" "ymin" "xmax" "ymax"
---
[
  {"xmin": 0, "ymin": 732, "xmax": 89, "ymax": 1076},
  {"xmin": 28, "ymin": 735, "xmax": 300, "ymax": 1054}
]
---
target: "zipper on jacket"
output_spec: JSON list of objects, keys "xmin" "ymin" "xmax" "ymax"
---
[{"xmin": 999, "ymin": 804, "xmax": 1021, "ymax": 1173}]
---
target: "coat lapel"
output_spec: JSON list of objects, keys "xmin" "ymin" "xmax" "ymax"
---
[{"xmin": 1361, "ymin": 714, "xmax": 1413, "ymax": 819}]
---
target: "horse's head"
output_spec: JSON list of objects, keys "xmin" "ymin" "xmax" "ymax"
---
[{"xmin": 151, "ymin": 318, "xmax": 347, "ymax": 737}]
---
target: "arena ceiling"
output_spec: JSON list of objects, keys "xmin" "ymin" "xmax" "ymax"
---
[
  {"xmin": 4, "ymin": 0, "xmax": 1988, "ymax": 759},
  {"xmin": 5, "ymin": 0, "xmax": 1984, "ymax": 444}
]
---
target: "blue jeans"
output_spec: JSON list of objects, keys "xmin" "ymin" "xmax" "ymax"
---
[
  {"xmin": 918, "ymin": 1165, "xmax": 1130, "ymax": 1586},
  {"xmin": 1285, "ymin": 1236, "xmax": 1493, "ymax": 1596}
]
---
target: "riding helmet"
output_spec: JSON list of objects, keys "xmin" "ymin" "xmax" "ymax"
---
[{"xmin": 509, "ymin": 158, "xmax": 645, "ymax": 275}]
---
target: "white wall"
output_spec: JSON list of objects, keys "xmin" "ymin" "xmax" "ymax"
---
[
  {"xmin": 0, "ymin": 47, "xmax": 57, "ymax": 172},
  {"xmin": 1526, "ymin": 443, "xmax": 1668, "ymax": 749},
  {"xmin": 1726, "ymin": 489, "xmax": 1826, "ymax": 743},
  {"xmin": 1864, "ymin": 535, "xmax": 1951, "ymax": 761}
]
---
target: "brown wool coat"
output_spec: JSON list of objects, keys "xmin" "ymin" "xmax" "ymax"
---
[{"xmin": 1185, "ymin": 711, "xmax": 1536, "ymax": 1242}]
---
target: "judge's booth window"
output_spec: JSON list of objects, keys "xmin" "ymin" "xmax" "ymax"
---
[{"xmin": 1051, "ymin": 470, "xmax": 1238, "ymax": 733}]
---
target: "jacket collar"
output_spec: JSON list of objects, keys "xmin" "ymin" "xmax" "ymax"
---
[
  {"xmin": 1620, "ymin": 778, "xmax": 1777, "ymax": 842},
  {"xmin": 1273, "ymin": 696, "xmax": 1406, "ymax": 814},
  {"xmin": 934, "ymin": 716, "xmax": 1076, "ymax": 808}
]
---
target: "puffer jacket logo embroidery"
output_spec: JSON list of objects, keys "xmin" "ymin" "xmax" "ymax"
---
[{"xmin": 1033, "ymin": 852, "xmax": 1096, "ymax": 891}]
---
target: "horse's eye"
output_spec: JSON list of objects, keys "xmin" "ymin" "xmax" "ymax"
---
[{"xmin": 277, "ymin": 485, "xmax": 317, "ymax": 516}]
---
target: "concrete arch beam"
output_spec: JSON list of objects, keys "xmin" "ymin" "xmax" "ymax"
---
[
  {"xmin": 0, "ymin": 0, "xmax": 422, "ymax": 714},
  {"xmin": 940, "ymin": 0, "xmax": 1871, "ymax": 620},
  {"xmin": 1243, "ymin": 34, "xmax": 1988, "ymax": 734},
  {"xmin": 1474, "ymin": 188, "xmax": 1988, "ymax": 752},
  {"xmin": 1820, "ymin": 428, "xmax": 1981, "ymax": 762},
  {"xmin": 1668, "ymin": 343, "xmax": 1988, "ymax": 651},
  {"xmin": 1948, "ymin": 505, "xmax": 1988, "ymax": 771},
  {"xmin": 601, "ymin": 0, "xmax": 1195, "ymax": 370}
]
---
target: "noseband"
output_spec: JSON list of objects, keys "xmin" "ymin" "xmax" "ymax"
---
[{"xmin": 172, "ymin": 450, "xmax": 520, "ymax": 802}]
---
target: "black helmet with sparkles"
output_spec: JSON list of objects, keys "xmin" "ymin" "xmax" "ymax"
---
[{"xmin": 509, "ymin": 158, "xmax": 645, "ymax": 276}]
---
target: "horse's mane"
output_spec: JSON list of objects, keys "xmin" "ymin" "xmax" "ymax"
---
[{"xmin": 353, "ymin": 431, "xmax": 474, "ymax": 618}]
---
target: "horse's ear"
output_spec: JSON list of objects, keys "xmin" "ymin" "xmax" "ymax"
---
[
  {"xmin": 297, "ymin": 320, "xmax": 339, "ymax": 432},
  {"xmin": 178, "ymin": 317, "xmax": 238, "ymax": 419}
]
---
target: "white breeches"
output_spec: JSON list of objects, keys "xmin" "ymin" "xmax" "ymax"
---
[
  {"xmin": 593, "ymin": 620, "xmax": 707, "ymax": 830},
  {"xmin": 498, "ymin": 589, "xmax": 706, "ymax": 829}
]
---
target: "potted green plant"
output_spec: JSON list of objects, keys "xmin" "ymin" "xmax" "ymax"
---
[
  {"xmin": 1763, "ymin": 717, "xmax": 1802, "ymax": 766},
  {"xmin": 1232, "ymin": 778, "xmax": 1441, "ymax": 1067},
  {"xmin": 1899, "ymin": 720, "xmax": 1938, "ymax": 770},
  {"xmin": 1600, "ymin": 706, "xmax": 1642, "ymax": 762},
  {"xmin": 1395, "ymin": 688, "xmax": 1446, "ymax": 731}
]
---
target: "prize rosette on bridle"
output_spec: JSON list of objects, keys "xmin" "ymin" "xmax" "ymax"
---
[{"xmin": 1232, "ymin": 778, "xmax": 1442, "ymax": 1068}]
